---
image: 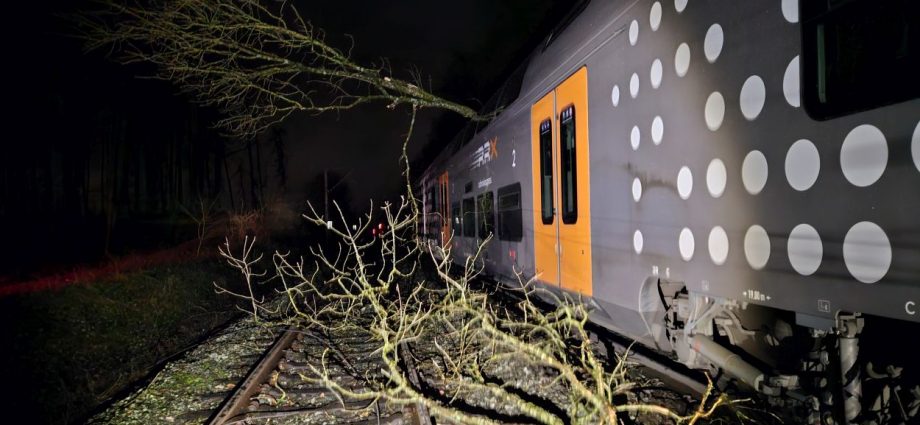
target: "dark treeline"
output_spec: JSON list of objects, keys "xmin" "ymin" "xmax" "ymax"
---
[{"xmin": 0, "ymin": 64, "xmax": 293, "ymax": 278}]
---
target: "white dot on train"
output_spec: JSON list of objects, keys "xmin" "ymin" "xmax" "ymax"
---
[
  {"xmin": 783, "ymin": 56, "xmax": 801, "ymax": 108},
  {"xmin": 677, "ymin": 166, "xmax": 693, "ymax": 199},
  {"xmin": 744, "ymin": 225, "xmax": 771, "ymax": 270},
  {"xmin": 788, "ymin": 224, "xmax": 823, "ymax": 276},
  {"xmin": 650, "ymin": 2, "xmax": 662, "ymax": 31},
  {"xmin": 841, "ymin": 124, "xmax": 888, "ymax": 187},
  {"xmin": 675, "ymin": 0, "xmax": 688, "ymax": 13},
  {"xmin": 629, "ymin": 20, "xmax": 639, "ymax": 46},
  {"xmin": 913, "ymin": 120, "xmax": 920, "ymax": 173},
  {"xmin": 611, "ymin": 85, "xmax": 620, "ymax": 107},
  {"xmin": 650, "ymin": 59, "xmax": 663, "ymax": 89},
  {"xmin": 742, "ymin": 151, "xmax": 768, "ymax": 195},
  {"xmin": 782, "ymin": 0, "xmax": 799, "ymax": 23},
  {"xmin": 631, "ymin": 126, "xmax": 641, "ymax": 150},
  {"xmin": 632, "ymin": 178, "xmax": 643, "ymax": 202},
  {"xmin": 633, "ymin": 230, "xmax": 644, "ymax": 254},
  {"xmin": 630, "ymin": 73, "xmax": 640, "ymax": 98},
  {"xmin": 704, "ymin": 24, "xmax": 723, "ymax": 63},
  {"xmin": 652, "ymin": 116, "xmax": 664, "ymax": 145},
  {"xmin": 675, "ymin": 43, "xmax": 690, "ymax": 77},
  {"xmin": 704, "ymin": 92, "xmax": 725, "ymax": 131},
  {"xmin": 679, "ymin": 228, "xmax": 695, "ymax": 261},
  {"xmin": 740, "ymin": 75, "xmax": 766, "ymax": 121},
  {"xmin": 785, "ymin": 139, "xmax": 820, "ymax": 191},
  {"xmin": 843, "ymin": 221, "xmax": 891, "ymax": 284},
  {"xmin": 706, "ymin": 158, "xmax": 727, "ymax": 198},
  {"xmin": 708, "ymin": 226, "xmax": 729, "ymax": 265}
]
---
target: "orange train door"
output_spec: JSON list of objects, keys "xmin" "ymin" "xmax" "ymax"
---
[
  {"xmin": 439, "ymin": 172, "xmax": 451, "ymax": 246},
  {"xmin": 530, "ymin": 67, "xmax": 592, "ymax": 296}
]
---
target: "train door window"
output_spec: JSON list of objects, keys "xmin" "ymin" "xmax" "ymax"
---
[
  {"xmin": 462, "ymin": 197, "xmax": 476, "ymax": 238},
  {"xmin": 559, "ymin": 105, "xmax": 577, "ymax": 224},
  {"xmin": 477, "ymin": 191, "xmax": 495, "ymax": 240},
  {"xmin": 539, "ymin": 119, "xmax": 554, "ymax": 224},
  {"xmin": 497, "ymin": 183, "xmax": 522, "ymax": 241},
  {"xmin": 802, "ymin": 0, "xmax": 920, "ymax": 119},
  {"xmin": 452, "ymin": 202, "xmax": 461, "ymax": 237}
]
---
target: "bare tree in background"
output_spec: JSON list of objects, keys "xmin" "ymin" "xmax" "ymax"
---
[{"xmin": 76, "ymin": 0, "xmax": 486, "ymax": 139}]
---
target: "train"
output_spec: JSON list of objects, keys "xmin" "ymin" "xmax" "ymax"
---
[{"xmin": 419, "ymin": 1, "xmax": 919, "ymax": 424}]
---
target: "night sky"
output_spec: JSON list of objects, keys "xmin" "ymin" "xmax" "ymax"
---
[
  {"xmin": 1, "ymin": 0, "xmax": 572, "ymax": 274},
  {"xmin": 7, "ymin": 0, "xmax": 571, "ymax": 201},
  {"xmin": 281, "ymin": 0, "xmax": 565, "ymax": 203}
]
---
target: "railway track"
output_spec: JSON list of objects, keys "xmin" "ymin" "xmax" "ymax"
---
[
  {"xmin": 93, "ymin": 292, "xmax": 731, "ymax": 425},
  {"xmin": 204, "ymin": 326, "xmax": 426, "ymax": 425}
]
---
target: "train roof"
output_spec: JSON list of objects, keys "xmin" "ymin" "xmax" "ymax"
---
[{"xmin": 420, "ymin": 0, "xmax": 615, "ymax": 181}]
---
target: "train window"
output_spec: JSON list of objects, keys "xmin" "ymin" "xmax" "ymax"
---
[
  {"xmin": 539, "ymin": 119, "xmax": 554, "ymax": 225},
  {"xmin": 477, "ymin": 192, "xmax": 495, "ymax": 240},
  {"xmin": 462, "ymin": 197, "xmax": 476, "ymax": 238},
  {"xmin": 427, "ymin": 185, "xmax": 436, "ymax": 239},
  {"xmin": 559, "ymin": 105, "xmax": 577, "ymax": 224},
  {"xmin": 497, "ymin": 183, "xmax": 523, "ymax": 241},
  {"xmin": 802, "ymin": 0, "xmax": 920, "ymax": 119},
  {"xmin": 452, "ymin": 202, "xmax": 461, "ymax": 237}
]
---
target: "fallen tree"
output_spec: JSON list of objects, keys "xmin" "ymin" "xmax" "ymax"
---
[
  {"xmin": 76, "ymin": 0, "xmax": 487, "ymax": 139},
  {"xmin": 81, "ymin": 3, "xmax": 741, "ymax": 421},
  {"xmin": 215, "ymin": 110, "xmax": 739, "ymax": 424}
]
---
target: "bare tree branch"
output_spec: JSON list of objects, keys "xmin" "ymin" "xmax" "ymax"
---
[
  {"xmin": 75, "ymin": 0, "xmax": 486, "ymax": 138},
  {"xmin": 213, "ymin": 112, "xmax": 741, "ymax": 424}
]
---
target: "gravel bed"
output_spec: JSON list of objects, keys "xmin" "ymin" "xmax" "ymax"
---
[{"xmin": 88, "ymin": 316, "xmax": 279, "ymax": 424}]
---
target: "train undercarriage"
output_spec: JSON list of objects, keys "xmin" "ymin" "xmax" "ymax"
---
[{"xmin": 650, "ymin": 281, "xmax": 920, "ymax": 424}]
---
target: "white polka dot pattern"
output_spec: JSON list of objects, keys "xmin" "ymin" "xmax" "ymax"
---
[
  {"xmin": 704, "ymin": 92, "xmax": 725, "ymax": 131},
  {"xmin": 708, "ymin": 226, "xmax": 729, "ymax": 265},
  {"xmin": 629, "ymin": 20, "xmax": 639, "ymax": 46},
  {"xmin": 840, "ymin": 124, "xmax": 887, "ymax": 187},
  {"xmin": 788, "ymin": 224, "xmax": 823, "ymax": 276},
  {"xmin": 632, "ymin": 178, "xmax": 643, "ymax": 202},
  {"xmin": 782, "ymin": 0, "xmax": 799, "ymax": 23},
  {"xmin": 611, "ymin": 85, "xmax": 620, "ymax": 107},
  {"xmin": 675, "ymin": 0, "xmax": 688, "ymax": 13},
  {"xmin": 650, "ymin": 59, "xmax": 663, "ymax": 89},
  {"xmin": 783, "ymin": 56, "xmax": 801, "ymax": 108},
  {"xmin": 679, "ymin": 228, "xmax": 695, "ymax": 261},
  {"xmin": 704, "ymin": 24, "xmax": 724, "ymax": 63},
  {"xmin": 631, "ymin": 126, "xmax": 641, "ymax": 151},
  {"xmin": 843, "ymin": 222, "xmax": 891, "ymax": 284},
  {"xmin": 744, "ymin": 225, "xmax": 771, "ymax": 270},
  {"xmin": 913, "ymin": 120, "xmax": 920, "ymax": 173},
  {"xmin": 785, "ymin": 139, "xmax": 820, "ymax": 191},
  {"xmin": 650, "ymin": 2, "xmax": 662, "ymax": 31},
  {"xmin": 677, "ymin": 166, "xmax": 693, "ymax": 199},
  {"xmin": 675, "ymin": 43, "xmax": 690, "ymax": 77},
  {"xmin": 633, "ymin": 230, "xmax": 644, "ymax": 254},
  {"xmin": 651, "ymin": 116, "xmax": 664, "ymax": 145},
  {"xmin": 740, "ymin": 75, "xmax": 766, "ymax": 120},
  {"xmin": 630, "ymin": 73, "xmax": 640, "ymax": 98},
  {"xmin": 706, "ymin": 159, "xmax": 727, "ymax": 198},
  {"xmin": 742, "ymin": 151, "xmax": 768, "ymax": 195}
]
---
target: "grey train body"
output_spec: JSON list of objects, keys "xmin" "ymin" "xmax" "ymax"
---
[{"xmin": 421, "ymin": 0, "xmax": 919, "ymax": 421}]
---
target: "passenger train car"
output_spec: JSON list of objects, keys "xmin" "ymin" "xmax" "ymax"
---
[{"xmin": 419, "ymin": 1, "xmax": 919, "ymax": 423}]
